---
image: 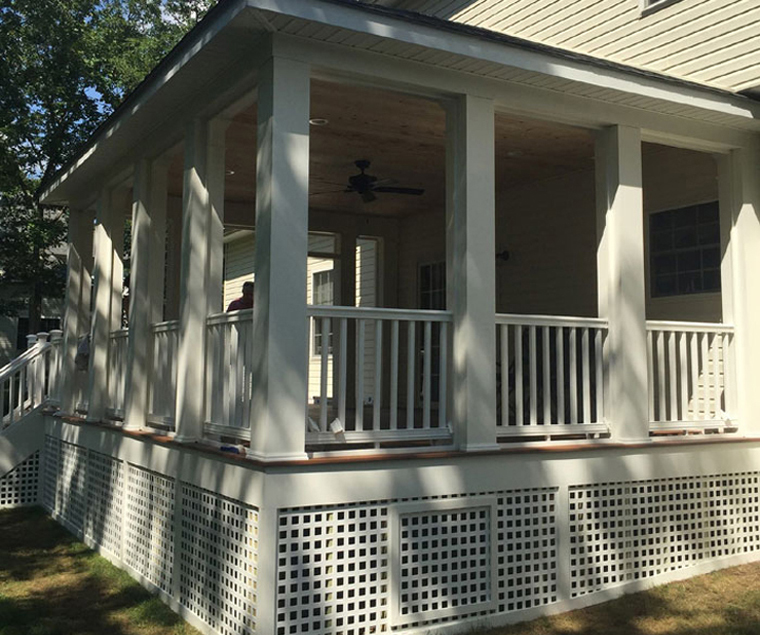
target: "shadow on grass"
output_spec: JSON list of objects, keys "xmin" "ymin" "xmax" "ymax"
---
[{"xmin": 0, "ymin": 507, "xmax": 193, "ymax": 635}]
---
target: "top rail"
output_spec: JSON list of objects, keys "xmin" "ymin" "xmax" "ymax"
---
[
  {"xmin": 0, "ymin": 341, "xmax": 52, "ymax": 381},
  {"xmin": 207, "ymin": 309, "xmax": 253, "ymax": 326},
  {"xmin": 150, "ymin": 320, "xmax": 180, "ymax": 334},
  {"xmin": 109, "ymin": 328, "xmax": 129, "ymax": 339},
  {"xmin": 646, "ymin": 320, "xmax": 734, "ymax": 334},
  {"xmin": 496, "ymin": 313, "xmax": 608, "ymax": 329},
  {"xmin": 307, "ymin": 305, "xmax": 453, "ymax": 322}
]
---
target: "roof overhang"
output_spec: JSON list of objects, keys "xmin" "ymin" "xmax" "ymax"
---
[{"xmin": 40, "ymin": 0, "xmax": 760, "ymax": 206}]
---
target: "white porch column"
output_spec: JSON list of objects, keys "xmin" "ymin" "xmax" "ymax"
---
[
  {"xmin": 595, "ymin": 125, "xmax": 649, "ymax": 442},
  {"xmin": 717, "ymin": 141, "xmax": 760, "ymax": 433},
  {"xmin": 175, "ymin": 120, "xmax": 210, "ymax": 443},
  {"xmin": 61, "ymin": 208, "xmax": 94, "ymax": 415},
  {"xmin": 86, "ymin": 191, "xmax": 117, "ymax": 421},
  {"xmin": 148, "ymin": 160, "xmax": 169, "ymax": 323},
  {"xmin": 445, "ymin": 94, "xmax": 499, "ymax": 451},
  {"xmin": 123, "ymin": 160, "xmax": 153, "ymax": 430},
  {"xmin": 249, "ymin": 55, "xmax": 310, "ymax": 461},
  {"xmin": 207, "ymin": 118, "xmax": 229, "ymax": 316}
]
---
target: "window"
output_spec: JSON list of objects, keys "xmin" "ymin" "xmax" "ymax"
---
[
  {"xmin": 312, "ymin": 269, "xmax": 334, "ymax": 355},
  {"xmin": 650, "ymin": 202, "xmax": 721, "ymax": 298}
]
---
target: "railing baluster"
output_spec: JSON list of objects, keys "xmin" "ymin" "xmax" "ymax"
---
[
  {"xmin": 515, "ymin": 325, "xmax": 523, "ymax": 426},
  {"xmin": 529, "ymin": 326, "xmax": 537, "ymax": 425},
  {"xmin": 569, "ymin": 328, "xmax": 577, "ymax": 424},
  {"xmin": 338, "ymin": 318, "xmax": 348, "ymax": 427},
  {"xmin": 679, "ymin": 332, "xmax": 688, "ymax": 421},
  {"xmin": 556, "ymin": 327, "xmax": 565, "ymax": 425},
  {"xmin": 647, "ymin": 330, "xmax": 654, "ymax": 423},
  {"xmin": 390, "ymin": 320, "xmax": 398, "ymax": 431},
  {"xmin": 422, "ymin": 320, "xmax": 432, "ymax": 429},
  {"xmin": 438, "ymin": 321, "xmax": 448, "ymax": 430},
  {"xmin": 657, "ymin": 331, "xmax": 666, "ymax": 422},
  {"xmin": 689, "ymin": 332, "xmax": 698, "ymax": 421},
  {"xmin": 320, "ymin": 317, "xmax": 329, "ymax": 432},
  {"xmin": 712, "ymin": 333, "xmax": 720, "ymax": 420},
  {"xmin": 582, "ymin": 327, "xmax": 590, "ymax": 424},
  {"xmin": 356, "ymin": 319, "xmax": 365, "ymax": 431},
  {"xmin": 668, "ymin": 331, "xmax": 677, "ymax": 422},
  {"xmin": 500, "ymin": 324, "xmax": 509, "ymax": 428},
  {"xmin": 595, "ymin": 329, "xmax": 603, "ymax": 424},
  {"xmin": 406, "ymin": 321, "xmax": 415, "ymax": 429},
  {"xmin": 542, "ymin": 326, "xmax": 551, "ymax": 425},
  {"xmin": 373, "ymin": 319, "xmax": 383, "ymax": 431}
]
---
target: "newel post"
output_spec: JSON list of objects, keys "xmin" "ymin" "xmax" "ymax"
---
[
  {"xmin": 248, "ymin": 53, "xmax": 310, "ymax": 461},
  {"xmin": 445, "ymin": 94, "xmax": 500, "ymax": 451},
  {"xmin": 595, "ymin": 125, "xmax": 649, "ymax": 442}
]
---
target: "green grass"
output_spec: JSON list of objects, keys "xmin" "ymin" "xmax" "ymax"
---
[
  {"xmin": 478, "ymin": 562, "xmax": 760, "ymax": 635},
  {"xmin": 0, "ymin": 507, "xmax": 199, "ymax": 635}
]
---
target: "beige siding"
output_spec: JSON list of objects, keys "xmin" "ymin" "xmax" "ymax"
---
[
  {"xmin": 396, "ymin": 143, "xmax": 722, "ymax": 322},
  {"xmin": 390, "ymin": 0, "xmax": 760, "ymax": 92},
  {"xmin": 223, "ymin": 232, "xmax": 255, "ymax": 310}
]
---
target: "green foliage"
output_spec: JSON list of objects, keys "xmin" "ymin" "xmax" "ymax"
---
[{"xmin": 0, "ymin": 0, "xmax": 213, "ymax": 331}]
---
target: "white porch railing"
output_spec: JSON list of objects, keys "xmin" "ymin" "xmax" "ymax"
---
[
  {"xmin": 205, "ymin": 310, "xmax": 254, "ymax": 439},
  {"xmin": 1, "ymin": 331, "xmax": 62, "ymax": 428},
  {"xmin": 495, "ymin": 314, "xmax": 609, "ymax": 438},
  {"xmin": 107, "ymin": 329, "xmax": 129, "ymax": 417},
  {"xmin": 306, "ymin": 306, "xmax": 453, "ymax": 446},
  {"xmin": 646, "ymin": 321, "xmax": 735, "ymax": 432},
  {"xmin": 148, "ymin": 320, "xmax": 179, "ymax": 428}
]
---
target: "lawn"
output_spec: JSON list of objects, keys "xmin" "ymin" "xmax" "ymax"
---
[
  {"xmin": 2, "ymin": 506, "xmax": 760, "ymax": 635},
  {"xmin": 0, "ymin": 507, "xmax": 199, "ymax": 635}
]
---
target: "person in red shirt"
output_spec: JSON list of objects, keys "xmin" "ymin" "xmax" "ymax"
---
[{"xmin": 227, "ymin": 281, "xmax": 254, "ymax": 311}]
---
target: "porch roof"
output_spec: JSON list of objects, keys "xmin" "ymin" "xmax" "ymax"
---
[{"xmin": 40, "ymin": 0, "xmax": 760, "ymax": 206}]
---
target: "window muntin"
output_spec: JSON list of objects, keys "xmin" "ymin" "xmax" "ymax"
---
[{"xmin": 649, "ymin": 202, "xmax": 721, "ymax": 298}]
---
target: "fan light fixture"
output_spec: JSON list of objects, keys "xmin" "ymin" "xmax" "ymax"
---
[{"xmin": 309, "ymin": 118, "xmax": 329, "ymax": 126}]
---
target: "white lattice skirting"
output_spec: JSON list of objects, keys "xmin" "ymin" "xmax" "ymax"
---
[{"xmin": 3, "ymin": 426, "xmax": 757, "ymax": 635}]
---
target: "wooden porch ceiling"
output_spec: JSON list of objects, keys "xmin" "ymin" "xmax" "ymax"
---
[{"xmin": 167, "ymin": 79, "xmax": 596, "ymax": 218}]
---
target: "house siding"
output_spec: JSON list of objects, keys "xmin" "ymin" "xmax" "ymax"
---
[{"xmin": 390, "ymin": 0, "xmax": 760, "ymax": 93}]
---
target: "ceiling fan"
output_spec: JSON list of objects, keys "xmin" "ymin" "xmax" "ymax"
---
[{"xmin": 342, "ymin": 159, "xmax": 425, "ymax": 203}]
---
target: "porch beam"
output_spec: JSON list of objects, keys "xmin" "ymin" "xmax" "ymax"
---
[
  {"xmin": 124, "ymin": 160, "xmax": 153, "ymax": 430},
  {"xmin": 717, "ymin": 140, "xmax": 760, "ymax": 433},
  {"xmin": 446, "ymin": 94, "xmax": 499, "ymax": 451},
  {"xmin": 60, "ymin": 209, "xmax": 94, "ymax": 415},
  {"xmin": 175, "ymin": 119, "xmax": 211, "ymax": 443},
  {"xmin": 596, "ymin": 125, "xmax": 649, "ymax": 442},
  {"xmin": 249, "ymin": 54, "xmax": 310, "ymax": 461},
  {"xmin": 86, "ymin": 190, "xmax": 117, "ymax": 422}
]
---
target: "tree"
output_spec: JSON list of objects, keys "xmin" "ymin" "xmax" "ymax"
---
[{"xmin": 0, "ymin": 0, "xmax": 213, "ymax": 337}]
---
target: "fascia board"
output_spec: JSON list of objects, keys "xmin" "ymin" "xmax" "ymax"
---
[{"xmin": 247, "ymin": 0, "xmax": 760, "ymax": 122}]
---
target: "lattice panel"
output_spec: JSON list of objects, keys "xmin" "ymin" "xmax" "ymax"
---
[
  {"xmin": 706, "ymin": 474, "xmax": 760, "ymax": 557},
  {"xmin": 496, "ymin": 490, "xmax": 558, "ymax": 613},
  {"xmin": 59, "ymin": 440, "xmax": 87, "ymax": 533},
  {"xmin": 42, "ymin": 435, "xmax": 60, "ymax": 513},
  {"xmin": 125, "ymin": 464, "xmax": 175, "ymax": 594},
  {"xmin": 0, "ymin": 451, "xmax": 40, "ymax": 508},
  {"xmin": 395, "ymin": 502, "xmax": 494, "ymax": 627},
  {"xmin": 85, "ymin": 451, "xmax": 124, "ymax": 556},
  {"xmin": 569, "ymin": 472, "xmax": 760, "ymax": 598},
  {"xmin": 277, "ymin": 504, "xmax": 390, "ymax": 635},
  {"xmin": 178, "ymin": 484, "xmax": 259, "ymax": 635}
]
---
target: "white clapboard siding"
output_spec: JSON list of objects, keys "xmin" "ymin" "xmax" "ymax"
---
[{"xmin": 394, "ymin": 0, "xmax": 760, "ymax": 92}]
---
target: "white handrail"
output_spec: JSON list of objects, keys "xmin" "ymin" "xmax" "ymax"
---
[
  {"xmin": 646, "ymin": 320, "xmax": 734, "ymax": 334},
  {"xmin": 496, "ymin": 313, "xmax": 608, "ymax": 329},
  {"xmin": 308, "ymin": 305, "xmax": 452, "ymax": 322},
  {"xmin": 207, "ymin": 309, "xmax": 253, "ymax": 326}
]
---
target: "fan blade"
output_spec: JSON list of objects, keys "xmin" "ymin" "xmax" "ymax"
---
[
  {"xmin": 361, "ymin": 190, "xmax": 377, "ymax": 203},
  {"xmin": 372, "ymin": 186, "xmax": 424, "ymax": 196},
  {"xmin": 309, "ymin": 189, "xmax": 345, "ymax": 196}
]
